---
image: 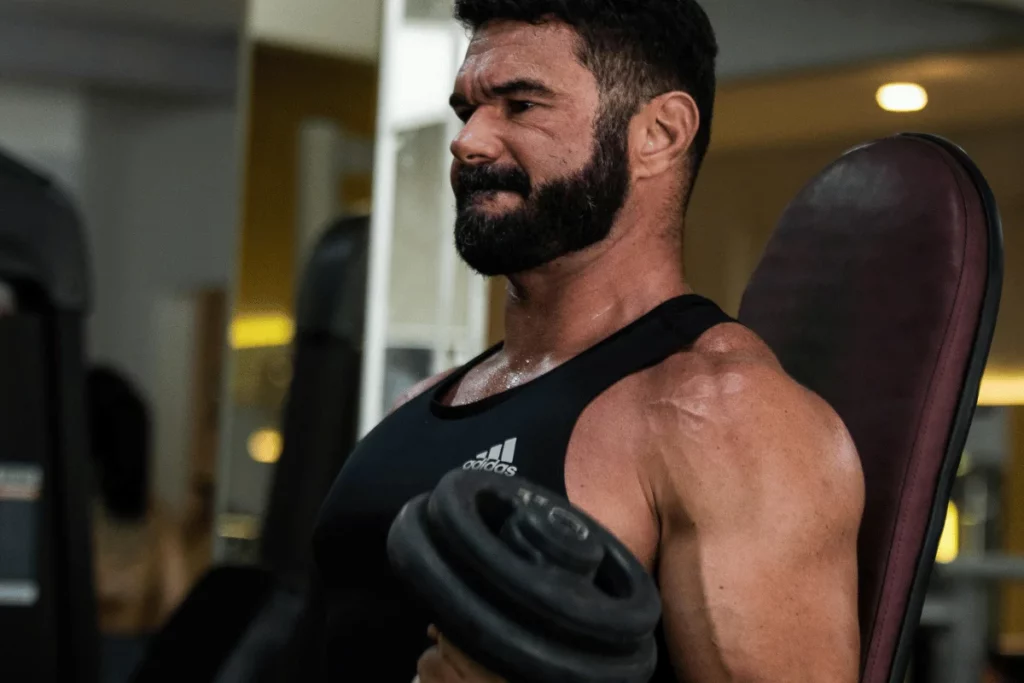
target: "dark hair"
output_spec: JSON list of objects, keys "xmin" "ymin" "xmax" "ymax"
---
[
  {"xmin": 454, "ymin": 0, "xmax": 719, "ymax": 201},
  {"xmin": 87, "ymin": 366, "xmax": 151, "ymax": 521}
]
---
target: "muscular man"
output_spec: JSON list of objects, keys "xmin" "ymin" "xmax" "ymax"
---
[{"xmin": 311, "ymin": 1, "xmax": 864, "ymax": 681}]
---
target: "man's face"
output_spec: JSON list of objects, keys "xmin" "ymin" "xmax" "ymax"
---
[{"xmin": 449, "ymin": 21, "xmax": 631, "ymax": 276}]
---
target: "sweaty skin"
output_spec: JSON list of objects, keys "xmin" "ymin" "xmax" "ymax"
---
[{"xmin": 410, "ymin": 19, "xmax": 864, "ymax": 683}]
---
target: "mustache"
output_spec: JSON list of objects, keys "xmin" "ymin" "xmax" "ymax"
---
[{"xmin": 455, "ymin": 164, "xmax": 532, "ymax": 201}]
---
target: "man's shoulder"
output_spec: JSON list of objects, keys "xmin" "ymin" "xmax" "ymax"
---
[
  {"xmin": 642, "ymin": 322, "xmax": 863, "ymax": 516},
  {"xmin": 390, "ymin": 369, "xmax": 457, "ymax": 413},
  {"xmin": 644, "ymin": 321, "xmax": 791, "ymax": 409},
  {"xmin": 651, "ymin": 322, "xmax": 846, "ymax": 443}
]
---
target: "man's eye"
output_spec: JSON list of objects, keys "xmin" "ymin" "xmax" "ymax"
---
[
  {"xmin": 507, "ymin": 100, "xmax": 535, "ymax": 115},
  {"xmin": 454, "ymin": 107, "xmax": 474, "ymax": 123}
]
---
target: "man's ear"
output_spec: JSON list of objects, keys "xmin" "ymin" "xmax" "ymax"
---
[{"xmin": 631, "ymin": 91, "xmax": 700, "ymax": 181}]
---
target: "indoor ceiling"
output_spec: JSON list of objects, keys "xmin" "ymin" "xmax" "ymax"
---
[
  {"xmin": 3, "ymin": 0, "xmax": 1023, "ymax": 79},
  {"xmin": 714, "ymin": 47, "xmax": 1024, "ymax": 153},
  {"xmin": 0, "ymin": 0, "xmax": 244, "ymax": 33}
]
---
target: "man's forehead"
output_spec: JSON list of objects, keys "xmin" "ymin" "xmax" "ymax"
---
[{"xmin": 456, "ymin": 20, "xmax": 581, "ymax": 86}]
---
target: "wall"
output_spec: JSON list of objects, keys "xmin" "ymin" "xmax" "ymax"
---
[
  {"xmin": 82, "ymin": 96, "xmax": 239, "ymax": 374},
  {"xmin": 0, "ymin": 81, "xmax": 87, "ymax": 201},
  {"xmin": 81, "ymin": 93, "xmax": 241, "ymax": 512},
  {"xmin": 237, "ymin": 43, "xmax": 377, "ymax": 319},
  {"xmin": 249, "ymin": 0, "xmax": 380, "ymax": 63}
]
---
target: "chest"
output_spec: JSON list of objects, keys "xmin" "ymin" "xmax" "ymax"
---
[
  {"xmin": 449, "ymin": 365, "xmax": 660, "ymax": 565},
  {"xmin": 313, "ymin": 371, "xmax": 662, "ymax": 588}
]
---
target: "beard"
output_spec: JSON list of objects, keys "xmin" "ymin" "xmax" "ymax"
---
[{"xmin": 453, "ymin": 114, "xmax": 631, "ymax": 277}]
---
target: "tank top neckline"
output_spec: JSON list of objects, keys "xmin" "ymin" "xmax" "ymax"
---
[{"xmin": 429, "ymin": 293, "xmax": 704, "ymax": 420}]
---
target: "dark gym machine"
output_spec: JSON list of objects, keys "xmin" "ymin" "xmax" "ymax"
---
[{"xmin": 0, "ymin": 149, "xmax": 99, "ymax": 683}]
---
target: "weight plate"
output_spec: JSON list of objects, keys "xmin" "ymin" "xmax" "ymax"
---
[
  {"xmin": 426, "ymin": 470, "xmax": 661, "ymax": 647},
  {"xmin": 388, "ymin": 493, "xmax": 658, "ymax": 683}
]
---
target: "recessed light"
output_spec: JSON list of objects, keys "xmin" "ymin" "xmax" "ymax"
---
[{"xmin": 876, "ymin": 82, "xmax": 928, "ymax": 113}]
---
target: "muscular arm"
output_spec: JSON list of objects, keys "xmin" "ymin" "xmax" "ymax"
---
[{"xmin": 651, "ymin": 361, "xmax": 864, "ymax": 682}]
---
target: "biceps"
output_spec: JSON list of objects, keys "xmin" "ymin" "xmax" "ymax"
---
[{"xmin": 657, "ymin": 529, "xmax": 859, "ymax": 683}]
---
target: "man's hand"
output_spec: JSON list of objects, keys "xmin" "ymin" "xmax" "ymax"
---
[{"xmin": 415, "ymin": 625, "xmax": 507, "ymax": 683}]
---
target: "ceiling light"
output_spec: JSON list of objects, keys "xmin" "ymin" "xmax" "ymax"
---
[{"xmin": 876, "ymin": 83, "xmax": 928, "ymax": 113}]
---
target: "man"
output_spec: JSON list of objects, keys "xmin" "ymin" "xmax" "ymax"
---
[
  {"xmin": 311, "ymin": 1, "xmax": 864, "ymax": 681},
  {"xmin": 86, "ymin": 366, "xmax": 188, "ymax": 683}
]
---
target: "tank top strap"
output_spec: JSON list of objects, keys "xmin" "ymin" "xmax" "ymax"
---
[
  {"xmin": 428, "ymin": 294, "xmax": 733, "ymax": 420},
  {"xmin": 557, "ymin": 294, "xmax": 734, "ymax": 400}
]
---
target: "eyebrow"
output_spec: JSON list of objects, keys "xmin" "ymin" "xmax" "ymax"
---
[{"xmin": 449, "ymin": 78, "xmax": 556, "ymax": 109}]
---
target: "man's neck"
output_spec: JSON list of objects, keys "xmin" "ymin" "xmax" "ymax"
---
[{"xmin": 502, "ymin": 232, "xmax": 689, "ymax": 365}]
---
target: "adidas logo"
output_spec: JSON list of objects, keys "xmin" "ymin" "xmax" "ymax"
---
[{"xmin": 461, "ymin": 438, "xmax": 518, "ymax": 477}]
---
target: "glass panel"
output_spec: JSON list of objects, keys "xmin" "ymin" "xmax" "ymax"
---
[
  {"xmin": 381, "ymin": 124, "xmax": 450, "ymax": 404},
  {"xmin": 388, "ymin": 124, "xmax": 447, "ymax": 338}
]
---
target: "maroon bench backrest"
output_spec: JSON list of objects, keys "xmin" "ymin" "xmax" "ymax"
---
[{"xmin": 737, "ymin": 134, "xmax": 1003, "ymax": 683}]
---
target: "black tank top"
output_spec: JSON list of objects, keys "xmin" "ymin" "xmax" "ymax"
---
[{"xmin": 311, "ymin": 294, "xmax": 733, "ymax": 682}]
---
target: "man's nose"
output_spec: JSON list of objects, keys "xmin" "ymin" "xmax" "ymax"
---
[{"xmin": 450, "ymin": 112, "xmax": 502, "ymax": 166}]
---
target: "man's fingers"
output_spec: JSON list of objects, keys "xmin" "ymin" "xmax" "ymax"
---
[
  {"xmin": 436, "ymin": 635, "xmax": 470, "ymax": 677},
  {"xmin": 438, "ymin": 634, "xmax": 507, "ymax": 681},
  {"xmin": 417, "ymin": 646, "xmax": 449, "ymax": 681},
  {"xmin": 421, "ymin": 630, "xmax": 507, "ymax": 682}
]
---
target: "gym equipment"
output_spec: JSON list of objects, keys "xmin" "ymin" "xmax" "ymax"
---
[
  {"xmin": 261, "ymin": 215, "xmax": 367, "ymax": 582},
  {"xmin": 0, "ymin": 149, "xmax": 98, "ymax": 682},
  {"xmin": 388, "ymin": 469, "xmax": 661, "ymax": 683},
  {"xmin": 738, "ymin": 134, "xmax": 1001, "ymax": 683},
  {"xmin": 129, "ymin": 216, "xmax": 369, "ymax": 683}
]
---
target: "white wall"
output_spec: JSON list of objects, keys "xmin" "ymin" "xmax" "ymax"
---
[{"xmin": 81, "ymin": 96, "xmax": 239, "ymax": 370}]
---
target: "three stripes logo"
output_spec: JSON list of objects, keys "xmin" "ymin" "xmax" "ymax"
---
[{"xmin": 461, "ymin": 438, "xmax": 518, "ymax": 477}]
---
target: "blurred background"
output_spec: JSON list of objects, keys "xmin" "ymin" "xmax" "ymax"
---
[{"xmin": 3, "ymin": 0, "xmax": 1024, "ymax": 681}]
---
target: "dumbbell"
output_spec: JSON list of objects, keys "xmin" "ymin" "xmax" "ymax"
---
[{"xmin": 387, "ymin": 469, "xmax": 662, "ymax": 683}]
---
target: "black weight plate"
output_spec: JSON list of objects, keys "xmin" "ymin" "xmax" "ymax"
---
[
  {"xmin": 427, "ymin": 470, "xmax": 661, "ymax": 646},
  {"xmin": 388, "ymin": 495, "xmax": 658, "ymax": 683}
]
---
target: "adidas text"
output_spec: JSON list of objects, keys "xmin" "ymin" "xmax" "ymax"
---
[{"xmin": 461, "ymin": 438, "xmax": 518, "ymax": 477}]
